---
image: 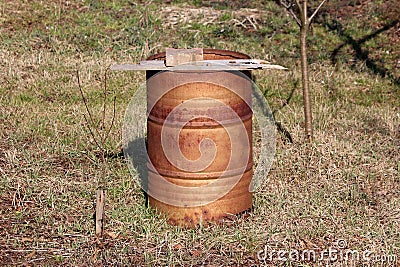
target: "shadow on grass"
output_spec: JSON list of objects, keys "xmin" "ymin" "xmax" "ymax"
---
[
  {"xmin": 271, "ymin": 85, "xmax": 296, "ymax": 144},
  {"xmin": 104, "ymin": 150, "xmax": 124, "ymax": 159},
  {"xmin": 123, "ymin": 137, "xmax": 149, "ymax": 207},
  {"xmin": 324, "ymin": 18, "xmax": 400, "ymax": 86},
  {"xmin": 259, "ymin": 74, "xmax": 297, "ymax": 144}
]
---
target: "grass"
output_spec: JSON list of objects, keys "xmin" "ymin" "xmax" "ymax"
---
[{"xmin": 0, "ymin": 0, "xmax": 399, "ymax": 266}]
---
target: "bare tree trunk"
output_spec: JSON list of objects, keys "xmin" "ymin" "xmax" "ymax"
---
[
  {"xmin": 300, "ymin": 26, "xmax": 313, "ymax": 141},
  {"xmin": 279, "ymin": 0, "xmax": 326, "ymax": 142}
]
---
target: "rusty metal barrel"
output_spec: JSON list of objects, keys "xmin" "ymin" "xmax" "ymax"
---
[{"xmin": 146, "ymin": 49, "xmax": 253, "ymax": 227}]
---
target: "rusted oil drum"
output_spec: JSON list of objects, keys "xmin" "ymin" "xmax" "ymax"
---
[{"xmin": 146, "ymin": 49, "xmax": 253, "ymax": 227}]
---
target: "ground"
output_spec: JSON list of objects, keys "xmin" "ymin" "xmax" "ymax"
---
[{"xmin": 0, "ymin": 0, "xmax": 399, "ymax": 266}]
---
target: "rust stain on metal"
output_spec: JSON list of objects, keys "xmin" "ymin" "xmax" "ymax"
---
[{"xmin": 147, "ymin": 49, "xmax": 254, "ymax": 227}]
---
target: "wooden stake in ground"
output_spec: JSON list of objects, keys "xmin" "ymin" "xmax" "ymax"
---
[
  {"xmin": 279, "ymin": 0, "xmax": 327, "ymax": 141},
  {"xmin": 76, "ymin": 66, "xmax": 116, "ymax": 236},
  {"xmin": 95, "ymin": 189, "xmax": 105, "ymax": 235}
]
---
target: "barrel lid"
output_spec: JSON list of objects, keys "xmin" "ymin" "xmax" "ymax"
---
[{"xmin": 110, "ymin": 48, "xmax": 286, "ymax": 71}]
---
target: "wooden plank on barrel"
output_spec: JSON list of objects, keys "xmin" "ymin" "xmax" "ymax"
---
[{"xmin": 165, "ymin": 48, "xmax": 204, "ymax": 67}]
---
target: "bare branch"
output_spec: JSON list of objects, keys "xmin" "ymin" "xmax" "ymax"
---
[
  {"xmin": 301, "ymin": 0, "xmax": 307, "ymax": 25},
  {"xmin": 294, "ymin": 0, "xmax": 302, "ymax": 14},
  {"xmin": 101, "ymin": 68, "xmax": 108, "ymax": 146},
  {"xmin": 76, "ymin": 65, "xmax": 102, "ymax": 149},
  {"xmin": 103, "ymin": 95, "xmax": 116, "ymax": 147},
  {"xmin": 279, "ymin": 0, "xmax": 291, "ymax": 9},
  {"xmin": 309, "ymin": 0, "xmax": 327, "ymax": 22},
  {"xmin": 82, "ymin": 112, "xmax": 101, "ymax": 149},
  {"xmin": 280, "ymin": 0, "xmax": 301, "ymax": 27},
  {"xmin": 289, "ymin": 8, "xmax": 302, "ymax": 27}
]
